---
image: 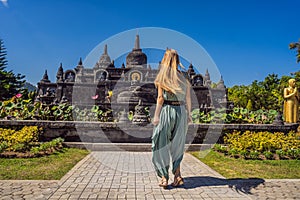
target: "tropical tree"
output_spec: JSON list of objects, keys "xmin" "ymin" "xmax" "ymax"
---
[
  {"xmin": 289, "ymin": 39, "xmax": 300, "ymax": 63},
  {"xmin": 227, "ymin": 85, "xmax": 249, "ymax": 108},
  {"xmin": 228, "ymin": 73, "xmax": 288, "ymax": 111},
  {"xmin": 0, "ymin": 39, "xmax": 26, "ymax": 100}
]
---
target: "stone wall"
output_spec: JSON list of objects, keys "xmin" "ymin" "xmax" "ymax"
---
[{"xmin": 0, "ymin": 120, "xmax": 298, "ymax": 144}]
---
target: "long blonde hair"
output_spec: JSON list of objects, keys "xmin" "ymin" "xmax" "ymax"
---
[{"xmin": 154, "ymin": 49, "xmax": 185, "ymax": 94}]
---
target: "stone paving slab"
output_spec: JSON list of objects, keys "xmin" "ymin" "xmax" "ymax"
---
[
  {"xmin": 0, "ymin": 151, "xmax": 299, "ymax": 199},
  {"xmin": 47, "ymin": 151, "xmax": 251, "ymax": 200},
  {"xmin": 0, "ymin": 180, "xmax": 59, "ymax": 200}
]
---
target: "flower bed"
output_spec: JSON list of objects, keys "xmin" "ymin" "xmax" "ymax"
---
[
  {"xmin": 214, "ymin": 130, "xmax": 300, "ymax": 160},
  {"xmin": 0, "ymin": 126, "xmax": 64, "ymax": 158}
]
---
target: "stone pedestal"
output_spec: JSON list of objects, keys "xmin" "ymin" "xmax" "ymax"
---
[{"xmin": 118, "ymin": 109, "xmax": 130, "ymax": 123}]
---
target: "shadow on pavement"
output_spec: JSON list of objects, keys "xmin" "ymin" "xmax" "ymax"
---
[{"xmin": 170, "ymin": 176, "xmax": 265, "ymax": 194}]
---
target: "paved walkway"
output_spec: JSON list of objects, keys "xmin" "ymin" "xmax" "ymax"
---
[{"xmin": 0, "ymin": 151, "xmax": 299, "ymax": 200}]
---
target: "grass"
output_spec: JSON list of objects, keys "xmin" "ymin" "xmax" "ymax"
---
[
  {"xmin": 190, "ymin": 150, "xmax": 300, "ymax": 179},
  {"xmin": 0, "ymin": 148, "xmax": 90, "ymax": 180}
]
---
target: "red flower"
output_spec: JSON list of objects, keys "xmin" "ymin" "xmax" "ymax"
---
[
  {"xmin": 91, "ymin": 95, "xmax": 98, "ymax": 100},
  {"xmin": 15, "ymin": 93, "xmax": 22, "ymax": 98}
]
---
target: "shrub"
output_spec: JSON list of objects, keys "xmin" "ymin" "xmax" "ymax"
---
[
  {"xmin": 263, "ymin": 151, "xmax": 274, "ymax": 160},
  {"xmin": 228, "ymin": 148, "xmax": 239, "ymax": 158},
  {"xmin": 217, "ymin": 130, "xmax": 300, "ymax": 160},
  {"xmin": 286, "ymin": 149, "xmax": 300, "ymax": 159},
  {"xmin": 191, "ymin": 108, "xmax": 278, "ymax": 124},
  {"xmin": 0, "ymin": 95, "xmax": 114, "ymax": 122},
  {"xmin": 239, "ymin": 150, "xmax": 249, "ymax": 159},
  {"xmin": 30, "ymin": 137, "xmax": 64, "ymax": 156},
  {"xmin": 214, "ymin": 144, "xmax": 227, "ymax": 153},
  {"xmin": 0, "ymin": 126, "xmax": 40, "ymax": 152},
  {"xmin": 249, "ymin": 150, "xmax": 260, "ymax": 160},
  {"xmin": 224, "ymin": 131, "xmax": 300, "ymax": 153},
  {"xmin": 0, "ymin": 126, "xmax": 64, "ymax": 157},
  {"xmin": 0, "ymin": 141, "xmax": 8, "ymax": 153},
  {"xmin": 275, "ymin": 149, "xmax": 288, "ymax": 159},
  {"xmin": 0, "ymin": 124, "xmax": 64, "ymax": 157}
]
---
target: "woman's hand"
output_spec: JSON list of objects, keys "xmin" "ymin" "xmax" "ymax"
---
[
  {"xmin": 188, "ymin": 115, "xmax": 193, "ymax": 124},
  {"xmin": 152, "ymin": 117, "xmax": 160, "ymax": 126}
]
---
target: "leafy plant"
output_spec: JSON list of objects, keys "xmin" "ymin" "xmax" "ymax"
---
[
  {"xmin": 263, "ymin": 151, "xmax": 274, "ymax": 160},
  {"xmin": 0, "ymin": 141, "xmax": 8, "ymax": 153},
  {"xmin": 30, "ymin": 137, "xmax": 64, "ymax": 156},
  {"xmin": 218, "ymin": 130, "xmax": 300, "ymax": 160},
  {"xmin": 0, "ymin": 126, "xmax": 41, "ymax": 152},
  {"xmin": 128, "ymin": 111, "xmax": 134, "ymax": 121},
  {"xmin": 214, "ymin": 144, "xmax": 227, "ymax": 153},
  {"xmin": 0, "ymin": 125, "xmax": 64, "ymax": 157},
  {"xmin": 227, "ymin": 72, "xmax": 300, "ymax": 113},
  {"xmin": 249, "ymin": 151, "xmax": 260, "ymax": 160},
  {"xmin": 275, "ymin": 149, "xmax": 287, "ymax": 160},
  {"xmin": 191, "ymin": 107, "xmax": 277, "ymax": 124}
]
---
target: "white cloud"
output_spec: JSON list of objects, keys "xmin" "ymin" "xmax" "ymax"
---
[{"xmin": 1, "ymin": 0, "xmax": 9, "ymax": 8}]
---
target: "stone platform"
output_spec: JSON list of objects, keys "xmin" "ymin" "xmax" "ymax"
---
[
  {"xmin": 62, "ymin": 143, "xmax": 214, "ymax": 152},
  {"xmin": 0, "ymin": 120, "xmax": 298, "ymax": 143}
]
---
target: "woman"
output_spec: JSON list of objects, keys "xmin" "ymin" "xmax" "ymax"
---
[{"xmin": 152, "ymin": 49, "xmax": 192, "ymax": 188}]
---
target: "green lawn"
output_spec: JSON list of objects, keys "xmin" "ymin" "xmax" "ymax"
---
[
  {"xmin": 0, "ymin": 148, "xmax": 90, "ymax": 180},
  {"xmin": 190, "ymin": 150, "xmax": 300, "ymax": 179}
]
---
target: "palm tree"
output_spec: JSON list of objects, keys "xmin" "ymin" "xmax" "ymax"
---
[{"xmin": 289, "ymin": 39, "xmax": 300, "ymax": 63}]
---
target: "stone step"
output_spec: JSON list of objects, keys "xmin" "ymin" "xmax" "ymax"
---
[{"xmin": 63, "ymin": 142, "xmax": 214, "ymax": 152}]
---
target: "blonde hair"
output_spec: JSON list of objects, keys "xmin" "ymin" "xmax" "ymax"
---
[{"xmin": 154, "ymin": 49, "xmax": 185, "ymax": 94}]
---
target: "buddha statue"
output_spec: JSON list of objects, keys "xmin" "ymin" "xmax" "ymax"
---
[{"xmin": 283, "ymin": 78, "xmax": 299, "ymax": 123}]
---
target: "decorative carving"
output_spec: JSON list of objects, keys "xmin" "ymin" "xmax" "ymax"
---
[
  {"xmin": 60, "ymin": 96, "xmax": 68, "ymax": 103},
  {"xmin": 118, "ymin": 109, "xmax": 130, "ymax": 123},
  {"xmin": 121, "ymin": 70, "xmax": 125, "ymax": 81},
  {"xmin": 40, "ymin": 70, "xmax": 50, "ymax": 83},
  {"xmin": 45, "ymin": 87, "xmax": 55, "ymax": 97},
  {"xmin": 96, "ymin": 70, "xmax": 108, "ymax": 82},
  {"xmin": 126, "ymin": 35, "xmax": 147, "ymax": 68},
  {"xmin": 132, "ymin": 100, "xmax": 149, "ymax": 125},
  {"xmin": 94, "ymin": 44, "xmax": 111, "ymax": 69},
  {"xmin": 56, "ymin": 63, "xmax": 64, "ymax": 82},
  {"xmin": 204, "ymin": 69, "xmax": 211, "ymax": 87},
  {"xmin": 131, "ymin": 72, "xmax": 141, "ymax": 81},
  {"xmin": 145, "ymin": 71, "xmax": 149, "ymax": 82},
  {"xmin": 217, "ymin": 76, "xmax": 225, "ymax": 89},
  {"xmin": 273, "ymin": 112, "xmax": 284, "ymax": 125},
  {"xmin": 75, "ymin": 58, "xmax": 84, "ymax": 73},
  {"xmin": 187, "ymin": 63, "xmax": 196, "ymax": 77},
  {"xmin": 65, "ymin": 70, "xmax": 75, "ymax": 82},
  {"xmin": 192, "ymin": 75, "xmax": 203, "ymax": 86}
]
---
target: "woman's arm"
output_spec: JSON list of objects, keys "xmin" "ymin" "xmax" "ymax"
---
[
  {"xmin": 152, "ymin": 85, "xmax": 164, "ymax": 125},
  {"xmin": 186, "ymin": 81, "xmax": 192, "ymax": 124}
]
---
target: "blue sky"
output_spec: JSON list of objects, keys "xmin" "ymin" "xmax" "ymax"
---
[{"xmin": 0, "ymin": 0, "xmax": 299, "ymax": 87}]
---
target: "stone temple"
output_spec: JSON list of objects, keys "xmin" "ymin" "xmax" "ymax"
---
[{"xmin": 36, "ymin": 35, "xmax": 228, "ymax": 120}]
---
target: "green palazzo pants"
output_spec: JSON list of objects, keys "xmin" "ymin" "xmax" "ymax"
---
[{"xmin": 151, "ymin": 103, "xmax": 188, "ymax": 180}]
